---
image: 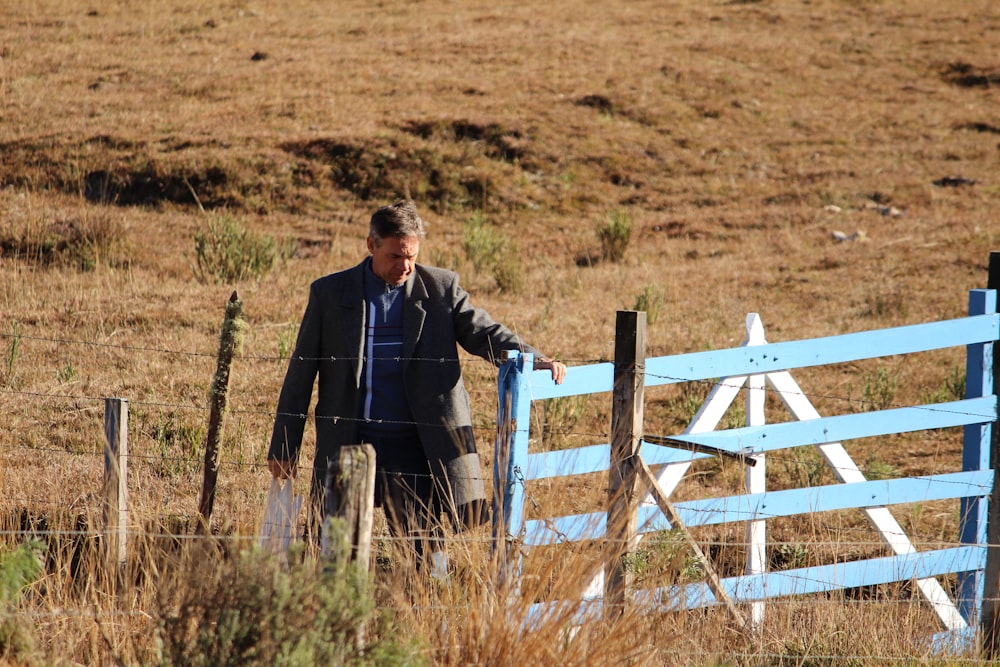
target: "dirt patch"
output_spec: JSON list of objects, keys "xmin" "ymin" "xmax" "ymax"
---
[
  {"xmin": 575, "ymin": 94, "xmax": 615, "ymax": 115},
  {"xmin": 0, "ymin": 136, "xmax": 246, "ymax": 209},
  {"xmin": 955, "ymin": 121, "xmax": 1000, "ymax": 134},
  {"xmin": 574, "ymin": 94, "xmax": 659, "ymax": 126},
  {"xmin": 940, "ymin": 61, "xmax": 1000, "ymax": 88},
  {"xmin": 83, "ymin": 164, "xmax": 230, "ymax": 207},
  {"xmin": 280, "ymin": 135, "xmax": 506, "ymax": 212},
  {"xmin": 0, "ymin": 131, "xmax": 537, "ymax": 214},
  {"xmin": 399, "ymin": 118, "xmax": 529, "ymax": 164}
]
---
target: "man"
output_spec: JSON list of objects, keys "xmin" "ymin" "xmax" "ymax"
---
[{"xmin": 267, "ymin": 200, "xmax": 566, "ymax": 563}]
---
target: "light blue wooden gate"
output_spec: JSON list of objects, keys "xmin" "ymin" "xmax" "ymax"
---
[{"xmin": 492, "ymin": 287, "xmax": 998, "ymax": 646}]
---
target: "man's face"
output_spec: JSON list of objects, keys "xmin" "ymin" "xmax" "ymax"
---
[{"xmin": 367, "ymin": 234, "xmax": 420, "ymax": 286}]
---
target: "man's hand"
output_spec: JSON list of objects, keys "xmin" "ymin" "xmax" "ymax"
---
[
  {"xmin": 268, "ymin": 458, "xmax": 297, "ymax": 480},
  {"xmin": 533, "ymin": 357, "xmax": 567, "ymax": 385}
]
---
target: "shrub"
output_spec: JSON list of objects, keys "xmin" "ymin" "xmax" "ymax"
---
[
  {"xmin": 461, "ymin": 212, "xmax": 524, "ymax": 294},
  {"xmin": 0, "ymin": 540, "xmax": 44, "ymax": 662},
  {"xmin": 850, "ymin": 366, "xmax": 899, "ymax": 413},
  {"xmin": 922, "ymin": 364, "xmax": 966, "ymax": 405},
  {"xmin": 662, "ymin": 380, "xmax": 712, "ymax": 429},
  {"xmin": 863, "ymin": 452, "xmax": 899, "ymax": 481},
  {"xmin": 193, "ymin": 214, "xmax": 290, "ymax": 284},
  {"xmin": 461, "ymin": 211, "xmax": 504, "ymax": 273},
  {"xmin": 631, "ymin": 284, "xmax": 665, "ymax": 324},
  {"xmin": 597, "ymin": 208, "xmax": 632, "ymax": 263},
  {"xmin": 538, "ymin": 395, "xmax": 589, "ymax": 450},
  {"xmin": 153, "ymin": 543, "xmax": 415, "ymax": 667},
  {"xmin": 491, "ymin": 245, "xmax": 525, "ymax": 295}
]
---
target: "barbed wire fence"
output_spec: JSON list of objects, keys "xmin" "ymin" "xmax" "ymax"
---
[
  {"xmin": 0, "ymin": 324, "xmax": 987, "ymax": 643},
  {"xmin": 0, "ymin": 327, "xmax": 979, "ymax": 504}
]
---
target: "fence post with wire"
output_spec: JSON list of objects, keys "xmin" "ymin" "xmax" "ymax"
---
[{"xmin": 492, "ymin": 254, "xmax": 1000, "ymax": 651}]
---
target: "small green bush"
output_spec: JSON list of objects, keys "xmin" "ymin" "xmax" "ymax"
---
[
  {"xmin": 154, "ymin": 544, "xmax": 415, "ymax": 667},
  {"xmin": 663, "ymin": 381, "xmax": 712, "ymax": 429},
  {"xmin": 539, "ymin": 395, "xmax": 588, "ymax": 450},
  {"xmin": 461, "ymin": 211, "xmax": 504, "ymax": 272},
  {"xmin": 630, "ymin": 529, "xmax": 703, "ymax": 586},
  {"xmin": 597, "ymin": 208, "xmax": 632, "ymax": 263},
  {"xmin": 862, "ymin": 452, "xmax": 899, "ymax": 481},
  {"xmin": 193, "ymin": 214, "xmax": 289, "ymax": 284},
  {"xmin": 631, "ymin": 284, "xmax": 665, "ymax": 325},
  {"xmin": 461, "ymin": 211, "xmax": 524, "ymax": 294},
  {"xmin": 0, "ymin": 540, "xmax": 44, "ymax": 662},
  {"xmin": 922, "ymin": 365, "xmax": 966, "ymax": 405},
  {"xmin": 491, "ymin": 245, "xmax": 525, "ymax": 295},
  {"xmin": 850, "ymin": 366, "xmax": 899, "ymax": 413}
]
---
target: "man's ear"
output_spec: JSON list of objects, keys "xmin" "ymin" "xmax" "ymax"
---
[{"xmin": 366, "ymin": 236, "xmax": 376, "ymax": 254}]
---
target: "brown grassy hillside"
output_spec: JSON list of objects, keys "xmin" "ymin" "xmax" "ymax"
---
[{"xmin": 1, "ymin": 0, "xmax": 998, "ymax": 663}]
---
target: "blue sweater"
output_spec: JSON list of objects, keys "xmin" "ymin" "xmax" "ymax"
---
[{"xmin": 358, "ymin": 260, "xmax": 416, "ymax": 437}]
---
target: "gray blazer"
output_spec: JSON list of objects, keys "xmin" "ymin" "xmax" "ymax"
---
[{"xmin": 268, "ymin": 259, "xmax": 540, "ymax": 527}]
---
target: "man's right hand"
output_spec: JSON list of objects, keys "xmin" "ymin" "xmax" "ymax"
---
[{"xmin": 268, "ymin": 459, "xmax": 296, "ymax": 480}]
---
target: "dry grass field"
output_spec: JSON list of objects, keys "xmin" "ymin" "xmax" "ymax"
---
[{"xmin": 1, "ymin": 0, "xmax": 999, "ymax": 663}]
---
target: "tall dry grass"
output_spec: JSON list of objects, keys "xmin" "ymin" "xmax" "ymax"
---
[{"xmin": 1, "ymin": 0, "xmax": 999, "ymax": 663}]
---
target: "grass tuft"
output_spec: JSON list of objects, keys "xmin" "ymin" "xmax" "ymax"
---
[{"xmin": 596, "ymin": 208, "xmax": 632, "ymax": 263}]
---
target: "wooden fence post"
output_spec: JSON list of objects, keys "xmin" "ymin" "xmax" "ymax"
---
[
  {"xmin": 323, "ymin": 444, "xmax": 377, "ymax": 569},
  {"xmin": 981, "ymin": 251, "xmax": 1000, "ymax": 657},
  {"xmin": 606, "ymin": 310, "xmax": 645, "ymax": 616},
  {"xmin": 322, "ymin": 444, "xmax": 375, "ymax": 652},
  {"xmin": 103, "ymin": 397, "xmax": 128, "ymax": 573},
  {"xmin": 197, "ymin": 290, "xmax": 243, "ymax": 533},
  {"xmin": 492, "ymin": 354, "xmax": 517, "ymax": 591}
]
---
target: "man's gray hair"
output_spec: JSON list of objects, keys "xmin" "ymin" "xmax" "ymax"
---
[{"xmin": 369, "ymin": 200, "xmax": 427, "ymax": 243}]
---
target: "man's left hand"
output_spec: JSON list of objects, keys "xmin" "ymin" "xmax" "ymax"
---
[{"xmin": 534, "ymin": 357, "xmax": 567, "ymax": 385}]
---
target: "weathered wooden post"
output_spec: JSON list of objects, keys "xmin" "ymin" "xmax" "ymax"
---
[
  {"xmin": 491, "ymin": 356, "xmax": 516, "ymax": 591},
  {"xmin": 323, "ymin": 444, "xmax": 377, "ymax": 568},
  {"xmin": 981, "ymin": 251, "xmax": 1000, "ymax": 657},
  {"xmin": 197, "ymin": 290, "xmax": 244, "ymax": 533},
  {"xmin": 103, "ymin": 397, "xmax": 128, "ymax": 574},
  {"xmin": 323, "ymin": 444, "xmax": 376, "ymax": 652},
  {"xmin": 606, "ymin": 310, "xmax": 645, "ymax": 616}
]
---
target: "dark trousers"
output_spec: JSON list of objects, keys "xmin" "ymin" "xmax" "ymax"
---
[{"xmin": 364, "ymin": 432, "xmax": 443, "ymax": 563}]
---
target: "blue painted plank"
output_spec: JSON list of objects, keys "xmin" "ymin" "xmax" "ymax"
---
[
  {"xmin": 526, "ymin": 445, "xmax": 610, "ymax": 479},
  {"xmin": 931, "ymin": 627, "xmax": 977, "ymax": 655},
  {"xmin": 661, "ymin": 470, "xmax": 993, "ymax": 528},
  {"xmin": 641, "ymin": 442, "xmax": 713, "ymax": 466},
  {"xmin": 521, "ymin": 470, "xmax": 993, "ymax": 546},
  {"xmin": 524, "ymin": 442, "xmax": 710, "ymax": 480},
  {"xmin": 643, "ymin": 314, "xmax": 999, "ymax": 387},
  {"xmin": 640, "ymin": 546, "xmax": 984, "ymax": 609},
  {"xmin": 524, "ymin": 546, "xmax": 985, "ymax": 624},
  {"xmin": 524, "ymin": 362, "xmax": 614, "ymax": 401},
  {"xmin": 523, "ymin": 598, "xmax": 604, "ymax": 629},
  {"xmin": 524, "ymin": 512, "xmax": 606, "ymax": 545},
  {"xmin": 657, "ymin": 396, "xmax": 997, "ymax": 456},
  {"xmin": 521, "ymin": 315, "xmax": 998, "ymax": 400}
]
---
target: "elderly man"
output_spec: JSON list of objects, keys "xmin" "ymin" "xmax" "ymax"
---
[{"xmin": 268, "ymin": 199, "xmax": 565, "ymax": 564}]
